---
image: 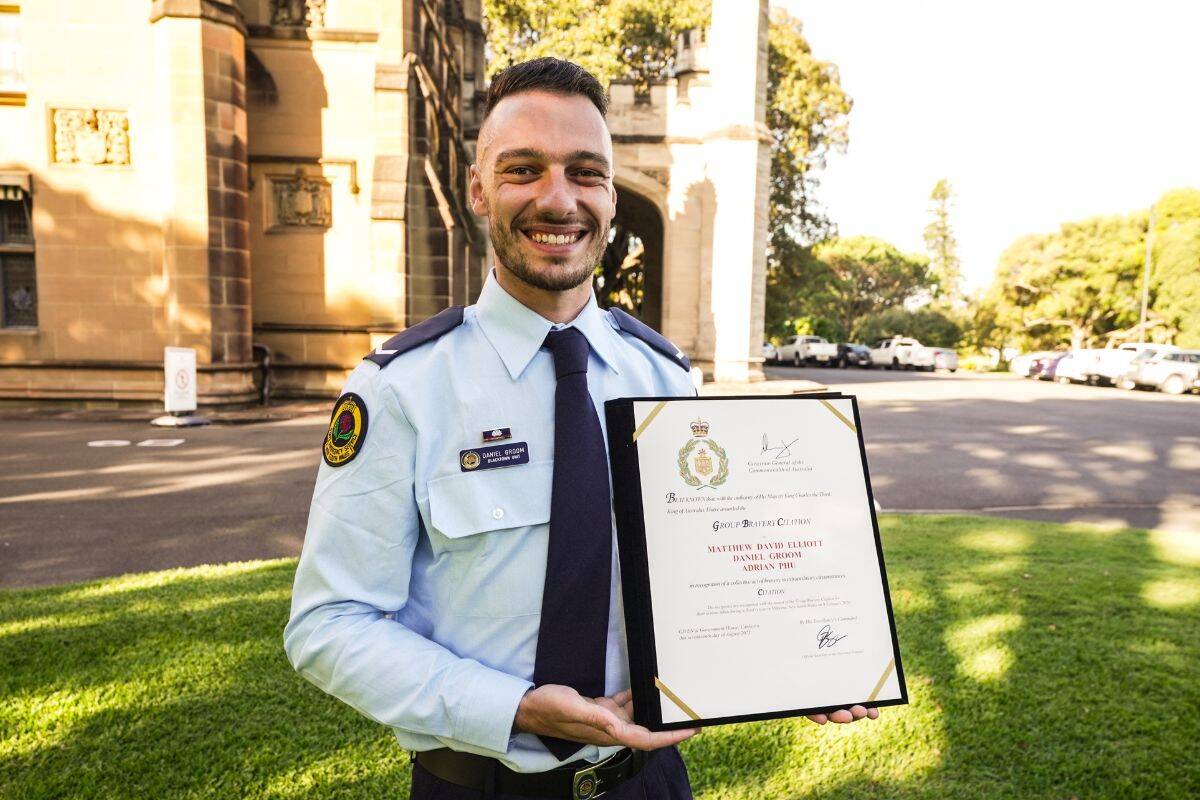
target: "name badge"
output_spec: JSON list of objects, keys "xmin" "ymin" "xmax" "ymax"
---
[{"xmin": 460, "ymin": 442, "xmax": 530, "ymax": 472}]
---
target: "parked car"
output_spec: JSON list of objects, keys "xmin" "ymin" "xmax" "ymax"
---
[
  {"xmin": 869, "ymin": 337, "xmax": 920, "ymax": 369},
  {"xmin": 1010, "ymin": 351, "xmax": 1054, "ymax": 377},
  {"xmin": 1115, "ymin": 350, "xmax": 1159, "ymax": 390},
  {"xmin": 762, "ymin": 342, "xmax": 778, "ymax": 365},
  {"xmin": 1118, "ymin": 349, "xmax": 1200, "ymax": 394},
  {"xmin": 869, "ymin": 337, "xmax": 956, "ymax": 371},
  {"xmin": 1027, "ymin": 355, "xmax": 1048, "ymax": 379},
  {"xmin": 1092, "ymin": 344, "xmax": 1178, "ymax": 386},
  {"xmin": 927, "ymin": 346, "xmax": 959, "ymax": 372},
  {"xmin": 1052, "ymin": 349, "xmax": 1102, "ymax": 384},
  {"xmin": 836, "ymin": 343, "xmax": 872, "ymax": 368},
  {"xmin": 776, "ymin": 335, "xmax": 840, "ymax": 366},
  {"xmin": 1029, "ymin": 352, "xmax": 1068, "ymax": 380}
]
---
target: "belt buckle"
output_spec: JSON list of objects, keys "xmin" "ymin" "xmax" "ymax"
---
[{"xmin": 571, "ymin": 749, "xmax": 624, "ymax": 800}]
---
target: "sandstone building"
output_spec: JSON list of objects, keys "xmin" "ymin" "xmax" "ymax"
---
[
  {"xmin": 0, "ymin": 0, "xmax": 488, "ymax": 405},
  {"xmin": 0, "ymin": 0, "xmax": 770, "ymax": 406}
]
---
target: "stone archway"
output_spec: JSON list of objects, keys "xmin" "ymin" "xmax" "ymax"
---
[{"xmin": 595, "ymin": 185, "xmax": 664, "ymax": 331}]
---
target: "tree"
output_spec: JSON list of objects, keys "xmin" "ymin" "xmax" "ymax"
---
[
  {"xmin": 766, "ymin": 10, "xmax": 852, "ymax": 247},
  {"xmin": 857, "ymin": 307, "xmax": 962, "ymax": 348},
  {"xmin": 763, "ymin": 10, "xmax": 852, "ymax": 339},
  {"xmin": 1149, "ymin": 188, "xmax": 1200, "ymax": 347},
  {"xmin": 985, "ymin": 214, "xmax": 1145, "ymax": 350},
  {"xmin": 809, "ymin": 236, "xmax": 931, "ymax": 342},
  {"xmin": 483, "ymin": 0, "xmax": 710, "ymax": 91},
  {"xmin": 923, "ymin": 179, "xmax": 962, "ymax": 302}
]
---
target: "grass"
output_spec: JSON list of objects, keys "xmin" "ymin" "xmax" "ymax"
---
[{"xmin": 1, "ymin": 515, "xmax": 1198, "ymax": 800}]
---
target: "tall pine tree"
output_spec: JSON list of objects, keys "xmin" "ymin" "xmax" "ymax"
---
[{"xmin": 923, "ymin": 179, "xmax": 962, "ymax": 303}]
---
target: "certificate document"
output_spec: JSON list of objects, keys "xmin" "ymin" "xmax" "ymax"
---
[{"xmin": 605, "ymin": 395, "xmax": 907, "ymax": 730}]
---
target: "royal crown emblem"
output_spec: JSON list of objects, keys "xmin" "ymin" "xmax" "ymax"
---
[{"xmin": 678, "ymin": 419, "xmax": 728, "ymax": 489}]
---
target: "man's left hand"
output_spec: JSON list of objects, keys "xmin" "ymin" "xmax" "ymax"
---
[{"xmin": 806, "ymin": 705, "xmax": 879, "ymax": 725}]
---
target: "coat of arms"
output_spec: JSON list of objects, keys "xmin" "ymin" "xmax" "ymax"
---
[{"xmin": 678, "ymin": 418, "xmax": 729, "ymax": 489}]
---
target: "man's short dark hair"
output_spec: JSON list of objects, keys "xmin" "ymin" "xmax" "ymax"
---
[{"xmin": 484, "ymin": 58, "xmax": 608, "ymax": 119}]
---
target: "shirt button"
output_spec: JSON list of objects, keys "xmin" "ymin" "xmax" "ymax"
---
[{"xmin": 492, "ymin": 507, "xmax": 504, "ymax": 520}]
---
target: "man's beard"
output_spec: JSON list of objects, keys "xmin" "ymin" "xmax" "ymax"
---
[{"xmin": 488, "ymin": 211, "xmax": 610, "ymax": 292}]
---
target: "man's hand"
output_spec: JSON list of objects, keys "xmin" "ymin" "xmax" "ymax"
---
[
  {"xmin": 806, "ymin": 705, "xmax": 880, "ymax": 725},
  {"xmin": 514, "ymin": 685, "xmax": 697, "ymax": 751}
]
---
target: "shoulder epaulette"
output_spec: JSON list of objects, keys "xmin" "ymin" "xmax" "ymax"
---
[
  {"xmin": 364, "ymin": 305, "xmax": 465, "ymax": 368},
  {"xmin": 608, "ymin": 307, "xmax": 691, "ymax": 372}
]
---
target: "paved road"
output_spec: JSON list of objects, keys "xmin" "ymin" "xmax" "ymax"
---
[
  {"xmin": 768, "ymin": 364, "xmax": 1200, "ymax": 533},
  {"xmin": 1, "ymin": 369, "xmax": 1196, "ymax": 588}
]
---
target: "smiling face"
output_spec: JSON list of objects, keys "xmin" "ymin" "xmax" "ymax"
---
[{"xmin": 470, "ymin": 90, "xmax": 616, "ymax": 293}]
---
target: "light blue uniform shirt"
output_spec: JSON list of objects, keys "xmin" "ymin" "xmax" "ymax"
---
[{"xmin": 285, "ymin": 272, "xmax": 695, "ymax": 773}]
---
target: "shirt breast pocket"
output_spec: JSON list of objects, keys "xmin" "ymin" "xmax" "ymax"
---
[{"xmin": 426, "ymin": 460, "xmax": 552, "ymax": 619}]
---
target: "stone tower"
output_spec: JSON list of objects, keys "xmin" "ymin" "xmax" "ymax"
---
[{"xmin": 604, "ymin": 0, "xmax": 771, "ymax": 383}]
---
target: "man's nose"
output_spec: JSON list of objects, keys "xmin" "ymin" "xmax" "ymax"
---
[{"xmin": 534, "ymin": 169, "xmax": 577, "ymax": 217}]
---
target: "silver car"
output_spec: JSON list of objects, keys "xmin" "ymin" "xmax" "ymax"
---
[{"xmin": 1120, "ymin": 349, "xmax": 1200, "ymax": 395}]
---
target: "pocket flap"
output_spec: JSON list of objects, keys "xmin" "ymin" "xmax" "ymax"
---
[{"xmin": 428, "ymin": 460, "xmax": 553, "ymax": 538}]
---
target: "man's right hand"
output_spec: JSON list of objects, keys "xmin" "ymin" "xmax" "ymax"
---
[{"xmin": 514, "ymin": 685, "xmax": 698, "ymax": 751}]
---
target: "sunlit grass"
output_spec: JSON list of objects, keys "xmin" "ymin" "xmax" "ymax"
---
[
  {"xmin": 1, "ymin": 516, "xmax": 1198, "ymax": 799},
  {"xmin": 1141, "ymin": 577, "xmax": 1200, "ymax": 609}
]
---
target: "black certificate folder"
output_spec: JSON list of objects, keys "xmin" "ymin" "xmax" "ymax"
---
[{"xmin": 605, "ymin": 395, "xmax": 907, "ymax": 731}]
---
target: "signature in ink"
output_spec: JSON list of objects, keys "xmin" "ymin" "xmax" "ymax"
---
[
  {"xmin": 816, "ymin": 625, "xmax": 848, "ymax": 650},
  {"xmin": 760, "ymin": 433, "xmax": 800, "ymax": 460}
]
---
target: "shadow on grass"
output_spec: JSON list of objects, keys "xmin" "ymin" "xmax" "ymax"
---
[{"xmin": 2, "ymin": 517, "xmax": 1198, "ymax": 799}]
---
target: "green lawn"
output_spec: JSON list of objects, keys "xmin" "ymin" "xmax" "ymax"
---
[{"xmin": 2, "ymin": 515, "xmax": 1198, "ymax": 800}]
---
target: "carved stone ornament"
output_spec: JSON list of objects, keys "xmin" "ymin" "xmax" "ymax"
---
[
  {"xmin": 269, "ymin": 169, "xmax": 332, "ymax": 230},
  {"xmin": 271, "ymin": 0, "xmax": 326, "ymax": 27},
  {"xmin": 51, "ymin": 109, "xmax": 130, "ymax": 165}
]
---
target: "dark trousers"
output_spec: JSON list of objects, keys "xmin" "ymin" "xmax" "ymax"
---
[{"xmin": 409, "ymin": 747, "xmax": 693, "ymax": 800}]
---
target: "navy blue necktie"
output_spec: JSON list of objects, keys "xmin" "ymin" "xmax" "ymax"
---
[{"xmin": 533, "ymin": 327, "xmax": 613, "ymax": 760}]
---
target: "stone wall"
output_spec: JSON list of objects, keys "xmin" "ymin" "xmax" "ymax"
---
[{"xmin": 0, "ymin": 0, "xmax": 485, "ymax": 405}]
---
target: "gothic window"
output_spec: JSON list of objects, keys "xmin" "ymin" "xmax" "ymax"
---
[{"xmin": 0, "ymin": 182, "xmax": 36, "ymax": 327}]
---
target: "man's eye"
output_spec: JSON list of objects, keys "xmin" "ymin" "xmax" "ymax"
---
[
  {"xmin": 575, "ymin": 170, "xmax": 605, "ymax": 179},
  {"xmin": 507, "ymin": 166, "xmax": 536, "ymax": 176}
]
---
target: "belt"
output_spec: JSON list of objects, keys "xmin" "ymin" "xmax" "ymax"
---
[{"xmin": 414, "ymin": 746, "xmax": 646, "ymax": 799}]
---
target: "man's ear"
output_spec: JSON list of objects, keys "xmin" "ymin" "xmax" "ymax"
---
[{"xmin": 469, "ymin": 164, "xmax": 488, "ymax": 217}]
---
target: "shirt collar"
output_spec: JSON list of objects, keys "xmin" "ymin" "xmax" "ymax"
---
[{"xmin": 474, "ymin": 270, "xmax": 623, "ymax": 380}]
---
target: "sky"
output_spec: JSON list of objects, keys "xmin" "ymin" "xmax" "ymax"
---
[{"xmin": 773, "ymin": 0, "xmax": 1200, "ymax": 291}]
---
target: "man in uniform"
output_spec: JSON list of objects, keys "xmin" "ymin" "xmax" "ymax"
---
[{"xmin": 285, "ymin": 57, "xmax": 877, "ymax": 800}]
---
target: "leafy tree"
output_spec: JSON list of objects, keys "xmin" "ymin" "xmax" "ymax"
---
[
  {"xmin": 483, "ymin": 0, "xmax": 710, "ymax": 91},
  {"xmin": 766, "ymin": 9, "xmax": 852, "ymax": 247},
  {"xmin": 923, "ymin": 178, "xmax": 962, "ymax": 302},
  {"xmin": 974, "ymin": 187, "xmax": 1200, "ymax": 353},
  {"xmin": 1149, "ymin": 188, "xmax": 1200, "ymax": 347},
  {"xmin": 988, "ymin": 214, "xmax": 1146, "ymax": 350},
  {"xmin": 763, "ymin": 10, "xmax": 852, "ymax": 338},
  {"xmin": 808, "ymin": 236, "xmax": 931, "ymax": 342},
  {"xmin": 857, "ymin": 307, "xmax": 962, "ymax": 348},
  {"xmin": 764, "ymin": 236, "xmax": 836, "ymax": 340}
]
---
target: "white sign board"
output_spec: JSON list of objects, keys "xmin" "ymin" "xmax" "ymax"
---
[{"xmin": 164, "ymin": 347, "xmax": 197, "ymax": 413}]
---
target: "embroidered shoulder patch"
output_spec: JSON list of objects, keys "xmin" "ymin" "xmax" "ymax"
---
[{"xmin": 324, "ymin": 392, "xmax": 369, "ymax": 467}]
